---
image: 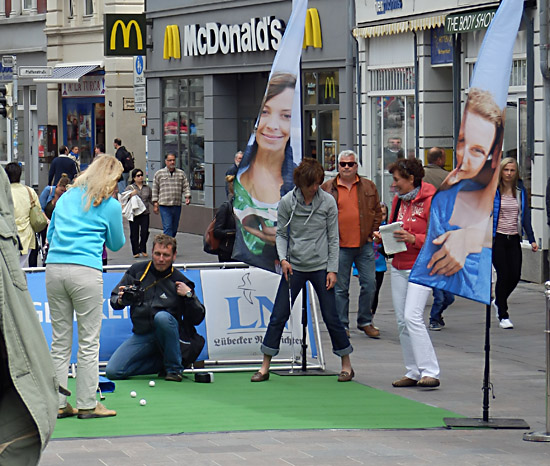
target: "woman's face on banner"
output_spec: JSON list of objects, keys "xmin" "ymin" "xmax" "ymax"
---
[
  {"xmin": 453, "ymin": 110, "xmax": 496, "ymax": 183},
  {"xmin": 256, "ymin": 87, "xmax": 294, "ymax": 153}
]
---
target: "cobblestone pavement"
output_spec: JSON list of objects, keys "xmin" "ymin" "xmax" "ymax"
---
[{"xmin": 39, "ymin": 226, "xmax": 550, "ymax": 465}]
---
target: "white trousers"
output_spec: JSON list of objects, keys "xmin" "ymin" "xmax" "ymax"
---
[
  {"xmin": 46, "ymin": 264, "xmax": 103, "ymax": 410},
  {"xmin": 391, "ymin": 266, "xmax": 440, "ymax": 380}
]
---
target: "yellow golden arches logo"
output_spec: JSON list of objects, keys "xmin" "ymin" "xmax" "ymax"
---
[
  {"xmin": 110, "ymin": 19, "xmax": 143, "ymax": 51},
  {"xmin": 163, "ymin": 25, "xmax": 181, "ymax": 60},
  {"xmin": 325, "ymin": 76, "xmax": 336, "ymax": 100},
  {"xmin": 303, "ymin": 8, "xmax": 322, "ymax": 49}
]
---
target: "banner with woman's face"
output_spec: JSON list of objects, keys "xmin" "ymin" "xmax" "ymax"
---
[
  {"xmin": 231, "ymin": 0, "xmax": 307, "ymax": 272},
  {"xmin": 409, "ymin": 0, "xmax": 523, "ymax": 304}
]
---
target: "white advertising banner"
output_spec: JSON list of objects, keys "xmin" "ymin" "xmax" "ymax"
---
[{"xmin": 201, "ymin": 268, "xmax": 306, "ymax": 360}]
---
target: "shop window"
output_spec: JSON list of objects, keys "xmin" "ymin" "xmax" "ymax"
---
[
  {"xmin": 68, "ymin": 0, "xmax": 74, "ymax": 18},
  {"xmin": 503, "ymin": 97, "xmax": 530, "ymax": 200},
  {"xmin": 370, "ymin": 67, "xmax": 415, "ymax": 92},
  {"xmin": 467, "ymin": 58, "xmax": 527, "ymax": 88},
  {"xmin": 303, "ymin": 71, "xmax": 340, "ymax": 171},
  {"xmin": 162, "ymin": 77, "xmax": 205, "ymax": 205},
  {"xmin": 371, "ymin": 95, "xmax": 416, "ymax": 206}
]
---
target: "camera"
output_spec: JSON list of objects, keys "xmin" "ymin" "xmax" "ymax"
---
[{"xmin": 120, "ymin": 280, "xmax": 145, "ymax": 306}]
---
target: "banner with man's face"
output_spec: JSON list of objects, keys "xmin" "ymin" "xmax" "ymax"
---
[
  {"xmin": 231, "ymin": 0, "xmax": 307, "ymax": 273},
  {"xmin": 409, "ymin": 0, "xmax": 524, "ymax": 304}
]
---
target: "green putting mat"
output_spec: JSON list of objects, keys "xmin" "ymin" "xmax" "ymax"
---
[{"xmin": 52, "ymin": 373, "xmax": 462, "ymax": 438}]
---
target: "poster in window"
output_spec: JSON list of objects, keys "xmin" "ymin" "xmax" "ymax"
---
[{"xmin": 322, "ymin": 140, "xmax": 337, "ymax": 172}]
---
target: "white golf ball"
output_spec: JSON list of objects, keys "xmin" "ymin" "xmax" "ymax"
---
[
  {"xmin": 149, "ymin": 380, "xmax": 155, "ymax": 387},
  {"xmin": 130, "ymin": 391, "xmax": 137, "ymax": 398},
  {"xmin": 140, "ymin": 398, "xmax": 147, "ymax": 406}
]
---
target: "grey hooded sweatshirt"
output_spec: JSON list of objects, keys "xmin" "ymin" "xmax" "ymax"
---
[{"xmin": 276, "ymin": 186, "xmax": 339, "ymax": 273}]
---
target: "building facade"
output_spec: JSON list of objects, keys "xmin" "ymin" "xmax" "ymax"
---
[
  {"xmin": 145, "ymin": 0, "xmax": 356, "ymax": 233},
  {"xmin": 355, "ymin": 0, "xmax": 547, "ymax": 281}
]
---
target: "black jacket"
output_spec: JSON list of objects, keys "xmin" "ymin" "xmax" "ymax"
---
[
  {"xmin": 110, "ymin": 261, "xmax": 205, "ymax": 335},
  {"xmin": 213, "ymin": 199, "xmax": 236, "ymax": 255}
]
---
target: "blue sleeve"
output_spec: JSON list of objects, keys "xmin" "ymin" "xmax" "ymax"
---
[
  {"xmin": 39, "ymin": 187, "xmax": 51, "ymax": 211},
  {"xmin": 521, "ymin": 186, "xmax": 536, "ymax": 244},
  {"xmin": 104, "ymin": 199, "xmax": 126, "ymax": 252},
  {"xmin": 46, "ymin": 208, "xmax": 56, "ymax": 244}
]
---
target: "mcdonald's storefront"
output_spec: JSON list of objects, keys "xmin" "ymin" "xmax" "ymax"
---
[{"xmin": 145, "ymin": 0, "xmax": 356, "ymax": 233}]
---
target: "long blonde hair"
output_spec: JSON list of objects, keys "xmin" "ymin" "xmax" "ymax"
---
[{"xmin": 72, "ymin": 154, "xmax": 123, "ymax": 210}]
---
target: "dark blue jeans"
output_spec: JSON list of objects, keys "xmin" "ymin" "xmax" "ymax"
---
[
  {"xmin": 261, "ymin": 270, "xmax": 353, "ymax": 358},
  {"xmin": 106, "ymin": 311, "xmax": 183, "ymax": 379},
  {"xmin": 429, "ymin": 288, "xmax": 455, "ymax": 324},
  {"xmin": 159, "ymin": 205, "xmax": 182, "ymax": 237}
]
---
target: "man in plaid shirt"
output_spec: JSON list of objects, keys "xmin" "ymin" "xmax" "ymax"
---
[{"xmin": 152, "ymin": 153, "xmax": 191, "ymax": 237}]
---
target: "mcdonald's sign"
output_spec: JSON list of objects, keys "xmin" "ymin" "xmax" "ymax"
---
[
  {"xmin": 303, "ymin": 8, "xmax": 322, "ymax": 49},
  {"xmin": 104, "ymin": 14, "xmax": 146, "ymax": 57},
  {"xmin": 163, "ymin": 25, "xmax": 181, "ymax": 60},
  {"xmin": 324, "ymin": 76, "xmax": 336, "ymax": 101}
]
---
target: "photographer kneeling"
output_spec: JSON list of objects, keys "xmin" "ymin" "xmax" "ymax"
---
[{"xmin": 106, "ymin": 234, "xmax": 205, "ymax": 382}]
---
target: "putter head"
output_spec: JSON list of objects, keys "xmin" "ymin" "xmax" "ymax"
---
[{"xmin": 58, "ymin": 385, "xmax": 71, "ymax": 396}]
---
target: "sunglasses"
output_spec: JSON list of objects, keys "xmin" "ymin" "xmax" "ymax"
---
[
  {"xmin": 135, "ymin": 173, "xmax": 143, "ymax": 177},
  {"xmin": 339, "ymin": 161, "xmax": 357, "ymax": 168}
]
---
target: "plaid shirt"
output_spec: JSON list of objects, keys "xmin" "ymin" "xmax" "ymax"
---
[{"xmin": 152, "ymin": 167, "xmax": 191, "ymax": 206}]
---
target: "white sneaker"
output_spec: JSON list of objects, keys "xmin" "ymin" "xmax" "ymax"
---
[
  {"xmin": 499, "ymin": 318, "xmax": 514, "ymax": 329},
  {"xmin": 491, "ymin": 299, "xmax": 499, "ymax": 320}
]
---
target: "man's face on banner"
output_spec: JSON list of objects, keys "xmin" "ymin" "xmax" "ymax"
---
[
  {"xmin": 453, "ymin": 110, "xmax": 496, "ymax": 183},
  {"xmin": 256, "ymin": 87, "xmax": 294, "ymax": 154}
]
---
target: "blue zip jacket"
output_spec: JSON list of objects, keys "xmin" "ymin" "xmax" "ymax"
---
[{"xmin": 492, "ymin": 179, "xmax": 535, "ymax": 243}]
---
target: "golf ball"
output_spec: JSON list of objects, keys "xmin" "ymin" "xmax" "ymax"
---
[
  {"xmin": 149, "ymin": 380, "xmax": 155, "ymax": 387},
  {"xmin": 140, "ymin": 399, "xmax": 147, "ymax": 406},
  {"xmin": 130, "ymin": 391, "xmax": 137, "ymax": 398}
]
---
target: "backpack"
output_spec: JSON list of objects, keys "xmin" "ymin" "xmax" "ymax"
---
[
  {"xmin": 203, "ymin": 215, "xmax": 220, "ymax": 255},
  {"xmin": 119, "ymin": 147, "xmax": 135, "ymax": 172}
]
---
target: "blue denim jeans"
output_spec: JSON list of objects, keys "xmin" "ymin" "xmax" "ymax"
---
[
  {"xmin": 261, "ymin": 270, "xmax": 353, "ymax": 358},
  {"xmin": 429, "ymin": 288, "xmax": 455, "ymax": 324},
  {"xmin": 159, "ymin": 205, "xmax": 182, "ymax": 237},
  {"xmin": 106, "ymin": 311, "xmax": 183, "ymax": 379},
  {"xmin": 335, "ymin": 245, "xmax": 375, "ymax": 328}
]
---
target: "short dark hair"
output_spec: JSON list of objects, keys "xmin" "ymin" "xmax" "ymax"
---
[
  {"xmin": 59, "ymin": 145, "xmax": 68, "ymax": 155},
  {"xmin": 152, "ymin": 234, "xmax": 177, "ymax": 254},
  {"xmin": 114, "ymin": 138, "xmax": 122, "ymax": 146},
  {"xmin": 165, "ymin": 152, "xmax": 176, "ymax": 160},
  {"xmin": 5, "ymin": 162, "xmax": 22, "ymax": 183},
  {"xmin": 95, "ymin": 144, "xmax": 105, "ymax": 154},
  {"xmin": 388, "ymin": 158, "xmax": 425, "ymax": 187},
  {"xmin": 293, "ymin": 158, "xmax": 324, "ymax": 189},
  {"xmin": 427, "ymin": 147, "xmax": 445, "ymax": 164}
]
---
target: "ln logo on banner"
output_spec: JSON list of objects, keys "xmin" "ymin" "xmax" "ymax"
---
[
  {"xmin": 104, "ymin": 14, "xmax": 146, "ymax": 57},
  {"xmin": 201, "ymin": 268, "xmax": 307, "ymax": 360}
]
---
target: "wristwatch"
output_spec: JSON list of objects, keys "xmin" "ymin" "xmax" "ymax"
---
[{"xmin": 185, "ymin": 290, "xmax": 193, "ymax": 298}]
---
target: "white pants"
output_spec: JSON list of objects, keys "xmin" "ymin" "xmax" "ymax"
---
[
  {"xmin": 391, "ymin": 266, "xmax": 440, "ymax": 380},
  {"xmin": 46, "ymin": 264, "xmax": 103, "ymax": 410}
]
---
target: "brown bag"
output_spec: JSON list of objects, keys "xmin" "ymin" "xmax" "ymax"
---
[
  {"xmin": 26, "ymin": 186, "xmax": 48, "ymax": 233},
  {"xmin": 203, "ymin": 216, "xmax": 220, "ymax": 254}
]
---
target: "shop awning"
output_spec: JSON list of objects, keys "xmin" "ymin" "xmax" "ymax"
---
[
  {"xmin": 354, "ymin": 14, "xmax": 446, "ymax": 38},
  {"xmin": 34, "ymin": 64, "xmax": 102, "ymax": 83}
]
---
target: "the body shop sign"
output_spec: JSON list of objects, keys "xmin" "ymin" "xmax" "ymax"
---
[
  {"xmin": 182, "ymin": 17, "xmax": 285, "ymax": 57},
  {"xmin": 62, "ymin": 76, "xmax": 106, "ymax": 97},
  {"xmin": 445, "ymin": 8, "xmax": 497, "ymax": 34}
]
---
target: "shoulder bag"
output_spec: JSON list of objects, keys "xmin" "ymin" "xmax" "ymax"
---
[{"xmin": 26, "ymin": 186, "xmax": 48, "ymax": 233}]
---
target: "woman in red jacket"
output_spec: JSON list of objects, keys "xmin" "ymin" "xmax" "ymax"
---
[{"xmin": 385, "ymin": 158, "xmax": 440, "ymax": 388}]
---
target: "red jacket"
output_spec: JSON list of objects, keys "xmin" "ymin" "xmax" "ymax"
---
[{"xmin": 390, "ymin": 181, "xmax": 436, "ymax": 270}]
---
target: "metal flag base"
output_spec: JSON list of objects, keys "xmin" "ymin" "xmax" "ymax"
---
[
  {"xmin": 444, "ymin": 417, "xmax": 530, "ymax": 429},
  {"xmin": 523, "ymin": 431, "xmax": 550, "ymax": 442}
]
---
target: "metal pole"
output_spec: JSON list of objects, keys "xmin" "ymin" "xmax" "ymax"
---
[
  {"xmin": 523, "ymin": 281, "xmax": 550, "ymax": 441},
  {"xmin": 301, "ymin": 282, "xmax": 308, "ymax": 372},
  {"xmin": 482, "ymin": 303, "xmax": 491, "ymax": 422},
  {"xmin": 12, "ymin": 55, "xmax": 17, "ymax": 163}
]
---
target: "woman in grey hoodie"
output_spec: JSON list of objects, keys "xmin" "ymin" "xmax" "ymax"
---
[{"xmin": 251, "ymin": 158, "xmax": 354, "ymax": 383}]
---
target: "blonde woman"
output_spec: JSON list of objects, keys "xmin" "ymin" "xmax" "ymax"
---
[
  {"xmin": 46, "ymin": 155, "xmax": 125, "ymax": 419},
  {"xmin": 492, "ymin": 157, "xmax": 537, "ymax": 329}
]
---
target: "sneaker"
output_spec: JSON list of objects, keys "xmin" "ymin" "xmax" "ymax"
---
[
  {"xmin": 165, "ymin": 372, "xmax": 183, "ymax": 382},
  {"xmin": 57, "ymin": 402, "xmax": 78, "ymax": 419},
  {"xmin": 77, "ymin": 402, "xmax": 116, "ymax": 419},
  {"xmin": 429, "ymin": 321, "xmax": 442, "ymax": 331},
  {"xmin": 358, "ymin": 324, "xmax": 380, "ymax": 339},
  {"xmin": 499, "ymin": 318, "xmax": 514, "ymax": 329},
  {"xmin": 438, "ymin": 317, "xmax": 445, "ymax": 327}
]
